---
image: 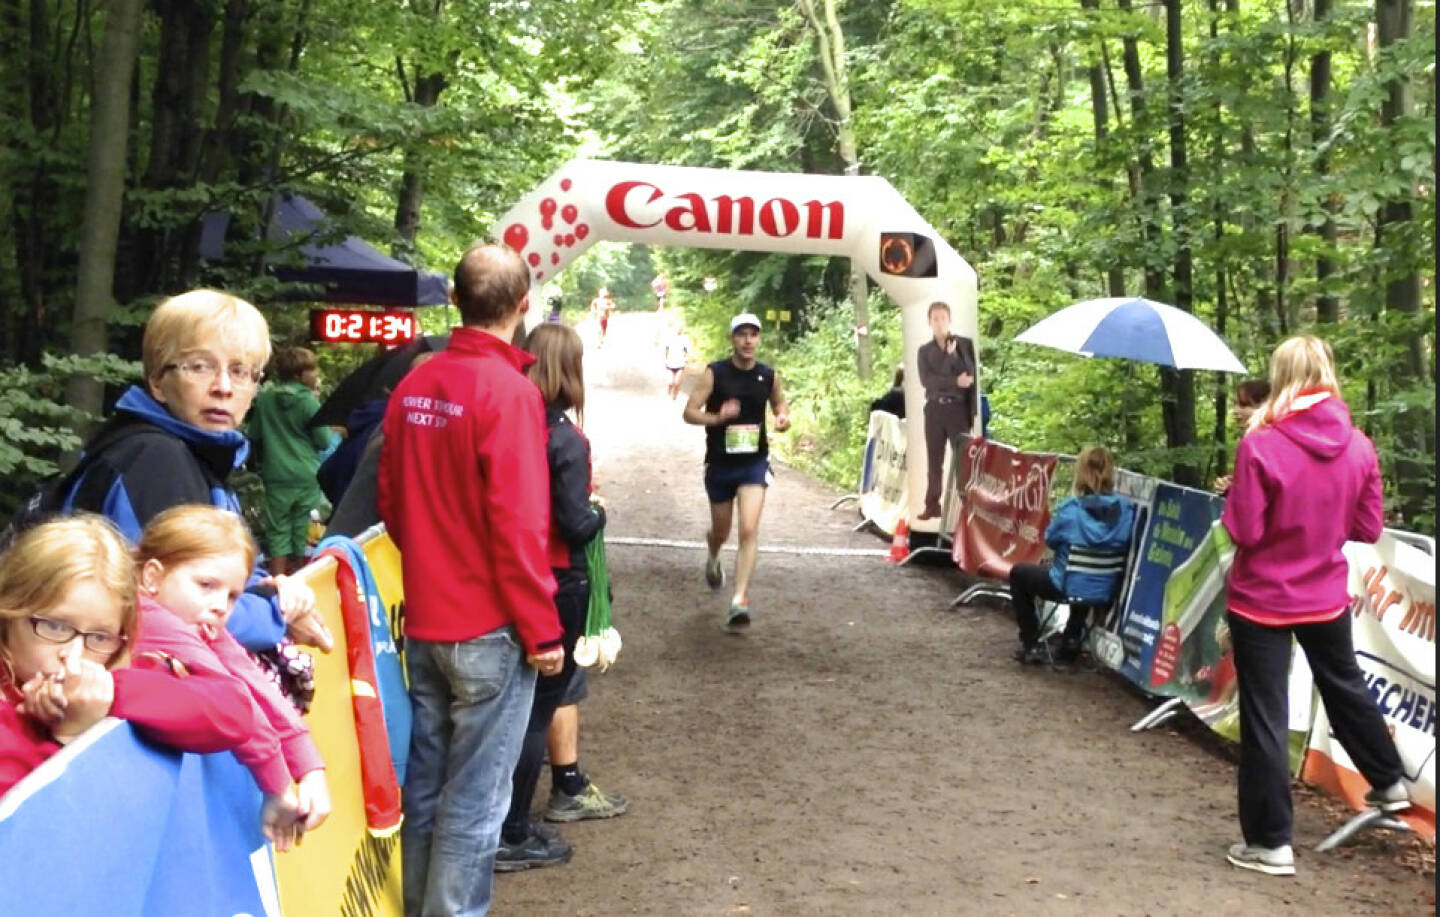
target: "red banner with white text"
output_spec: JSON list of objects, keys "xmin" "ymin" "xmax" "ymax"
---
[{"xmin": 950, "ymin": 438, "xmax": 1057, "ymax": 579}]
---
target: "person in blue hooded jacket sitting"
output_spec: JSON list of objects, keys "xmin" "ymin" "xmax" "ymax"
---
[
  {"xmin": 1009, "ymin": 445, "xmax": 1135, "ymax": 666},
  {"xmin": 59, "ymin": 289, "xmax": 330, "ymax": 655}
]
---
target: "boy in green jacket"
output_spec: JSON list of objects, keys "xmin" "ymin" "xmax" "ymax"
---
[{"xmin": 248, "ymin": 346, "xmax": 334, "ymax": 574}]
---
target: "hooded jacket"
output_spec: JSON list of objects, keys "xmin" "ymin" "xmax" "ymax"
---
[
  {"xmin": 247, "ymin": 380, "xmax": 332, "ymax": 489},
  {"xmin": 60, "ymin": 386, "xmax": 287, "ymax": 651},
  {"xmin": 134, "ymin": 595, "xmax": 325, "ymax": 794},
  {"xmin": 1045, "ymin": 493, "xmax": 1137, "ymax": 603},
  {"xmin": 1221, "ymin": 394, "xmax": 1382, "ymax": 623}
]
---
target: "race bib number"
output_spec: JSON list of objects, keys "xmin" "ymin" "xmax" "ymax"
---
[{"xmin": 725, "ymin": 424, "xmax": 761, "ymax": 455}]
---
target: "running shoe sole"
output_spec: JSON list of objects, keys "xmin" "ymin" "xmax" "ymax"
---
[
  {"xmin": 494, "ymin": 847, "xmax": 573, "ymax": 872},
  {"xmin": 724, "ymin": 608, "xmax": 751, "ymax": 633},
  {"xmin": 1225, "ymin": 846, "xmax": 1294, "ymax": 877},
  {"xmin": 1364, "ymin": 790, "xmax": 1412, "ymax": 813}
]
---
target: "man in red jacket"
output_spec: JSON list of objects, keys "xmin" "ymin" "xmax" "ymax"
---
[{"xmin": 379, "ymin": 242, "xmax": 564, "ymax": 917}]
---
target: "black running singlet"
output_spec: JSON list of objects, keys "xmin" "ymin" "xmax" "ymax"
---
[{"xmin": 705, "ymin": 359, "xmax": 774, "ymax": 466}]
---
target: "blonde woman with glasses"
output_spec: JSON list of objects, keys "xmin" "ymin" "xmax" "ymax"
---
[{"xmin": 55, "ymin": 289, "xmax": 328, "ymax": 657}]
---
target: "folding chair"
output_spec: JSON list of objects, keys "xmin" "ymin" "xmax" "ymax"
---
[{"xmin": 1033, "ymin": 544, "xmax": 1129, "ymax": 671}]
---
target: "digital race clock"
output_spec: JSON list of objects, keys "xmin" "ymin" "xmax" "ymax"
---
[{"xmin": 309, "ymin": 309, "xmax": 417, "ymax": 345}]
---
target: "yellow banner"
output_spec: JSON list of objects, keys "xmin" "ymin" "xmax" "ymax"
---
[{"xmin": 279, "ymin": 531, "xmax": 407, "ymax": 917}]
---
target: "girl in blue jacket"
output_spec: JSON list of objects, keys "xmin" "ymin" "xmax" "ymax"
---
[{"xmin": 1010, "ymin": 446, "xmax": 1135, "ymax": 665}]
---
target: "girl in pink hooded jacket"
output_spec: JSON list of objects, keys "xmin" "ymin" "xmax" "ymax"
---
[{"xmin": 1219, "ymin": 336, "xmax": 1408, "ymax": 877}]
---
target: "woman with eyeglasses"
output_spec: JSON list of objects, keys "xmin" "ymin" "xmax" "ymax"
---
[
  {"xmin": 56, "ymin": 290, "xmax": 328, "ymax": 657},
  {"xmin": 1, "ymin": 515, "xmax": 257, "ymax": 796}
]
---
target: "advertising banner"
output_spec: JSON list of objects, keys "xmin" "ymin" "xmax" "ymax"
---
[
  {"xmin": 1112, "ymin": 483, "xmax": 1224, "ymax": 687},
  {"xmin": 1113, "ymin": 468, "xmax": 1158, "ymax": 505},
  {"xmin": 858, "ymin": 410, "xmax": 908, "ymax": 536},
  {"xmin": 277, "ymin": 532, "xmax": 406, "ymax": 917},
  {"xmin": 496, "ymin": 158, "xmax": 979, "ymax": 524},
  {"xmin": 1302, "ymin": 534, "xmax": 1436, "ymax": 839},
  {"xmin": 950, "ymin": 438, "xmax": 1057, "ymax": 579},
  {"xmin": 0, "ymin": 720, "xmax": 279, "ymax": 916}
]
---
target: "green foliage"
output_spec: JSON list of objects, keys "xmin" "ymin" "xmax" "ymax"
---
[
  {"xmin": 584, "ymin": 0, "xmax": 1432, "ymax": 530},
  {"xmin": 0, "ymin": 352, "xmax": 141, "ymax": 513},
  {"xmin": 0, "ymin": 0, "xmax": 1432, "ymax": 532},
  {"xmin": 767, "ymin": 294, "xmax": 903, "ymax": 486},
  {"xmin": 556, "ymin": 242, "xmax": 658, "ymax": 312}
]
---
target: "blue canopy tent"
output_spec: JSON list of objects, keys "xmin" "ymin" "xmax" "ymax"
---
[{"xmin": 199, "ymin": 193, "xmax": 450, "ymax": 307}]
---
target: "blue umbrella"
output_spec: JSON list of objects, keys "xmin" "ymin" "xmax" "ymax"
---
[{"xmin": 1015, "ymin": 297, "xmax": 1247, "ymax": 373}]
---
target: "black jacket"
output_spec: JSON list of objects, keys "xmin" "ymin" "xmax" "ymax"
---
[
  {"xmin": 869, "ymin": 387, "xmax": 906, "ymax": 419},
  {"xmin": 916, "ymin": 333, "xmax": 977, "ymax": 427},
  {"xmin": 546, "ymin": 405, "xmax": 605, "ymax": 577}
]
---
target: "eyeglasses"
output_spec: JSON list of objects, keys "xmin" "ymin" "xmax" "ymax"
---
[
  {"xmin": 163, "ymin": 356, "xmax": 265, "ymax": 389},
  {"xmin": 28, "ymin": 616, "xmax": 127, "ymax": 656}
]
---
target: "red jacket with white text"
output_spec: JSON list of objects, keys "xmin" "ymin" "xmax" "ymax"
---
[{"xmin": 378, "ymin": 327, "xmax": 561, "ymax": 653}]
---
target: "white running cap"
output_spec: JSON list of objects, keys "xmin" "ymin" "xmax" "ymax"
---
[{"xmin": 730, "ymin": 312, "xmax": 762, "ymax": 333}]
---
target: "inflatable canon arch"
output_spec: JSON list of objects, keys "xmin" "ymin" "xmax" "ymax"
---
[{"xmin": 496, "ymin": 159, "xmax": 978, "ymax": 529}]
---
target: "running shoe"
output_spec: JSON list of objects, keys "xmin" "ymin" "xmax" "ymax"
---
[
  {"xmin": 725, "ymin": 600, "xmax": 751, "ymax": 633},
  {"xmin": 1364, "ymin": 781, "xmax": 1412, "ymax": 813},
  {"xmin": 1011, "ymin": 644, "xmax": 1046, "ymax": 666},
  {"xmin": 545, "ymin": 782, "xmax": 630, "ymax": 823},
  {"xmin": 705, "ymin": 554, "xmax": 725, "ymax": 589},
  {"xmin": 494, "ymin": 829, "xmax": 573, "ymax": 872},
  {"xmin": 1225, "ymin": 843, "xmax": 1295, "ymax": 877}
]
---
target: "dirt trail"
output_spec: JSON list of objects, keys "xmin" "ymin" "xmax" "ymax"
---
[{"xmin": 495, "ymin": 311, "xmax": 1433, "ymax": 916}]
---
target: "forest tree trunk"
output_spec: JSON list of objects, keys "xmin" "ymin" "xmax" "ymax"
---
[
  {"xmin": 799, "ymin": 0, "xmax": 872, "ymax": 380},
  {"xmin": 66, "ymin": 0, "xmax": 146, "ymax": 425}
]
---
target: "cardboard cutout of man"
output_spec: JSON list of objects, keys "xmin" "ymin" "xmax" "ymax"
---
[{"xmin": 916, "ymin": 300, "xmax": 977, "ymax": 519}]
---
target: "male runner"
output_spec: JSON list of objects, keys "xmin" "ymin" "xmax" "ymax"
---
[
  {"xmin": 589, "ymin": 286, "xmax": 616, "ymax": 348},
  {"xmin": 683, "ymin": 313, "xmax": 791, "ymax": 632},
  {"xmin": 651, "ymin": 273, "xmax": 669, "ymax": 311}
]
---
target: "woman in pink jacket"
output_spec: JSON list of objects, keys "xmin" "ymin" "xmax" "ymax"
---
[{"xmin": 1220, "ymin": 336, "xmax": 1408, "ymax": 877}]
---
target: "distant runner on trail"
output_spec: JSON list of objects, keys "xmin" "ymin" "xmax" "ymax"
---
[
  {"xmin": 662, "ymin": 323, "xmax": 690, "ymax": 401},
  {"xmin": 589, "ymin": 287, "xmax": 616, "ymax": 348},
  {"xmin": 682, "ymin": 312, "xmax": 790, "ymax": 632},
  {"xmin": 650, "ymin": 273, "xmax": 669, "ymax": 311}
]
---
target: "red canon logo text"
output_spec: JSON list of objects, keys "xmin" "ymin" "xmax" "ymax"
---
[{"xmin": 605, "ymin": 181, "xmax": 845, "ymax": 240}]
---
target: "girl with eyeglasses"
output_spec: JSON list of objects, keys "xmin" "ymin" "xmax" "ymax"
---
[
  {"xmin": 1, "ymin": 515, "xmax": 258, "ymax": 799},
  {"xmin": 134, "ymin": 505, "xmax": 330, "ymax": 850}
]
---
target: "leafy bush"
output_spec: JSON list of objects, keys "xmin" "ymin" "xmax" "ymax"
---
[{"xmin": 0, "ymin": 352, "xmax": 142, "ymax": 515}]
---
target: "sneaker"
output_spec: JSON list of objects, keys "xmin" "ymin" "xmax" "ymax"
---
[
  {"xmin": 494, "ymin": 830, "xmax": 573, "ymax": 872},
  {"xmin": 1011, "ymin": 644, "xmax": 1046, "ymax": 666},
  {"xmin": 545, "ymin": 782, "xmax": 630, "ymax": 823},
  {"xmin": 1225, "ymin": 843, "xmax": 1295, "ymax": 877},
  {"xmin": 1364, "ymin": 781, "xmax": 1412, "ymax": 813},
  {"xmin": 725, "ymin": 600, "xmax": 751, "ymax": 633},
  {"xmin": 705, "ymin": 554, "xmax": 725, "ymax": 590},
  {"xmin": 1051, "ymin": 636, "xmax": 1084, "ymax": 664}
]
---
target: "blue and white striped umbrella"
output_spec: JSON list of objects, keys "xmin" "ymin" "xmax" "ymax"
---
[{"xmin": 1014, "ymin": 297, "xmax": 1247, "ymax": 374}]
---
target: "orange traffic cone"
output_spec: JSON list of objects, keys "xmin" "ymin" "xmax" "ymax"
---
[{"xmin": 887, "ymin": 518, "xmax": 911, "ymax": 563}]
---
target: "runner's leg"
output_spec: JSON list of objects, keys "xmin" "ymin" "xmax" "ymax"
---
[
  {"xmin": 707, "ymin": 498, "xmax": 734, "ymax": 561},
  {"xmin": 731, "ymin": 483, "xmax": 766, "ymax": 606}
]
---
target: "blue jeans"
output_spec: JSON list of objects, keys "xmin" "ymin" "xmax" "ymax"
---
[{"xmin": 402, "ymin": 627, "xmax": 536, "ymax": 917}]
